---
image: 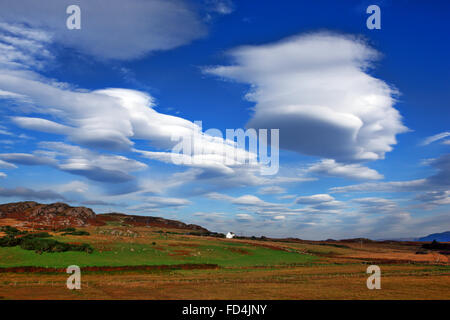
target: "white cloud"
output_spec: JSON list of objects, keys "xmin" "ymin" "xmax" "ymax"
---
[
  {"xmin": 277, "ymin": 194, "xmax": 296, "ymax": 200},
  {"xmin": 0, "ymin": 22, "xmax": 52, "ymax": 70},
  {"xmin": 295, "ymin": 194, "xmax": 345, "ymax": 213},
  {"xmin": 233, "ymin": 194, "xmax": 278, "ymax": 207},
  {"xmin": 235, "ymin": 213, "xmax": 254, "ymax": 222},
  {"xmin": 81, "ymin": 200, "xmax": 124, "ymax": 207},
  {"xmin": 133, "ymin": 136, "xmax": 258, "ymax": 177},
  {"xmin": 258, "ymin": 186, "xmax": 286, "ymax": 194},
  {"xmin": 207, "ymin": 192, "xmax": 287, "ymax": 211},
  {"xmin": 0, "ymin": 0, "xmax": 206, "ymax": 60},
  {"xmin": 0, "ymin": 159, "xmax": 17, "ymax": 169},
  {"xmin": 12, "ymin": 117, "xmax": 72, "ymax": 135},
  {"xmin": 0, "ymin": 152, "xmax": 57, "ymax": 166},
  {"xmin": 206, "ymin": 0, "xmax": 234, "ymax": 15},
  {"xmin": 415, "ymin": 191, "xmax": 450, "ymax": 209},
  {"xmin": 307, "ymin": 159, "xmax": 383, "ymax": 180},
  {"xmin": 331, "ymin": 179, "xmax": 427, "ymax": 194},
  {"xmin": 353, "ymin": 197, "xmax": 403, "ymax": 214},
  {"xmin": 0, "ymin": 89, "xmax": 28, "ymax": 100},
  {"xmin": 0, "ymin": 142, "xmax": 148, "ymax": 183},
  {"xmin": 205, "ymin": 192, "xmax": 341, "ymax": 219},
  {"xmin": 0, "ymin": 172, "xmax": 6, "ymax": 178},
  {"xmin": 0, "ymin": 186, "xmax": 65, "ymax": 200},
  {"xmin": 0, "ymin": 125, "xmax": 13, "ymax": 136},
  {"xmin": 194, "ymin": 211, "xmax": 225, "ymax": 217},
  {"xmin": 296, "ymin": 194, "xmax": 334, "ymax": 204},
  {"xmin": 420, "ymin": 131, "xmax": 450, "ymax": 146},
  {"xmin": 308, "ymin": 200, "xmax": 345, "ymax": 210},
  {"xmin": 192, "ymin": 211, "xmax": 227, "ymax": 223},
  {"xmin": 127, "ymin": 196, "xmax": 191, "ymax": 212},
  {"xmin": 0, "ymin": 24, "xmax": 263, "ymax": 185},
  {"xmin": 205, "ymin": 32, "xmax": 407, "ymax": 162},
  {"xmin": 331, "ymin": 154, "xmax": 450, "ymax": 194},
  {"xmin": 56, "ymin": 180, "xmax": 89, "ymax": 194}
]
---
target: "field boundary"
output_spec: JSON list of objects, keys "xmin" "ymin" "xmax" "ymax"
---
[{"xmin": 0, "ymin": 263, "xmax": 220, "ymax": 274}]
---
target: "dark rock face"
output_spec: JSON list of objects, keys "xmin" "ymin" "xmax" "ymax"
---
[
  {"xmin": 0, "ymin": 201, "xmax": 96, "ymax": 227},
  {"xmin": 125, "ymin": 215, "xmax": 208, "ymax": 232},
  {"xmin": 29, "ymin": 203, "xmax": 95, "ymax": 219},
  {"xmin": 0, "ymin": 201, "xmax": 40, "ymax": 217},
  {"xmin": 98, "ymin": 213, "xmax": 209, "ymax": 233}
]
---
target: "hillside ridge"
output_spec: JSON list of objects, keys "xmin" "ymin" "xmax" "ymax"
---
[{"xmin": 0, "ymin": 201, "xmax": 208, "ymax": 232}]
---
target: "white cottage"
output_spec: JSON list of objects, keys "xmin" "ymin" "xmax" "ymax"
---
[{"xmin": 226, "ymin": 232, "xmax": 235, "ymax": 239}]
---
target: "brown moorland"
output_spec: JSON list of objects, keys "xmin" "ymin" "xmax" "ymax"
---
[{"xmin": 0, "ymin": 202, "xmax": 448, "ymax": 300}]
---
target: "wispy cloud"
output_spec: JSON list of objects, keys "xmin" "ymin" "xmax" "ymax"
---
[
  {"xmin": 127, "ymin": 196, "xmax": 191, "ymax": 213},
  {"xmin": 0, "ymin": 186, "xmax": 65, "ymax": 200},
  {"xmin": 296, "ymin": 194, "xmax": 335, "ymax": 204},
  {"xmin": 257, "ymin": 186, "xmax": 286, "ymax": 195},
  {"xmin": 306, "ymin": 159, "xmax": 383, "ymax": 180},
  {"xmin": 420, "ymin": 131, "xmax": 450, "ymax": 146},
  {"xmin": 0, "ymin": 142, "xmax": 147, "ymax": 183},
  {"xmin": 330, "ymin": 154, "xmax": 450, "ymax": 196}
]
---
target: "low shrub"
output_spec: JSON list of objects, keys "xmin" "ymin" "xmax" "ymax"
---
[
  {"xmin": 0, "ymin": 235, "xmax": 21, "ymax": 247},
  {"xmin": 0, "ymin": 226, "xmax": 27, "ymax": 236},
  {"xmin": 0, "ymin": 227, "xmax": 93, "ymax": 254},
  {"xmin": 19, "ymin": 237, "xmax": 93, "ymax": 254},
  {"xmin": 20, "ymin": 238, "xmax": 66, "ymax": 253},
  {"xmin": 422, "ymin": 240, "xmax": 450, "ymax": 250},
  {"xmin": 21, "ymin": 232, "xmax": 51, "ymax": 239}
]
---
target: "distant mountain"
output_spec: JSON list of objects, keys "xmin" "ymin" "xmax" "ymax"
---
[{"xmin": 417, "ymin": 231, "xmax": 450, "ymax": 242}]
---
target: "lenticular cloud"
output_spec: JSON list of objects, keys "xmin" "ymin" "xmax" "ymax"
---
[{"xmin": 205, "ymin": 32, "xmax": 408, "ymax": 162}]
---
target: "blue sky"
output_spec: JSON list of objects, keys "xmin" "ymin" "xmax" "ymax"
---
[{"xmin": 0, "ymin": 0, "xmax": 448, "ymax": 239}]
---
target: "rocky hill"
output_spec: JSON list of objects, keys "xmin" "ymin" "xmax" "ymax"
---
[
  {"xmin": 0, "ymin": 201, "xmax": 209, "ymax": 233},
  {"xmin": 0, "ymin": 201, "xmax": 96, "ymax": 227},
  {"xmin": 96, "ymin": 213, "xmax": 209, "ymax": 233}
]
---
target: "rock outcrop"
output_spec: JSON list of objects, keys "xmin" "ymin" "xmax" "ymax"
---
[
  {"xmin": 97, "ymin": 213, "xmax": 209, "ymax": 233},
  {"xmin": 0, "ymin": 201, "xmax": 96, "ymax": 227}
]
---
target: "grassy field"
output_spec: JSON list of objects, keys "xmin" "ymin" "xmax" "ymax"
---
[
  {"xmin": 0, "ymin": 220, "xmax": 449, "ymax": 299},
  {"xmin": 0, "ymin": 226, "xmax": 316, "ymax": 268},
  {"xmin": 0, "ymin": 240, "xmax": 316, "ymax": 268}
]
